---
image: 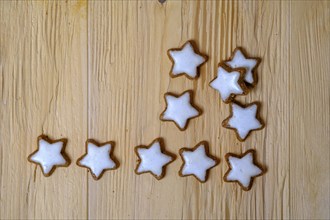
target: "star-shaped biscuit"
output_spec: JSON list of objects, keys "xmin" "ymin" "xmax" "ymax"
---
[
  {"xmin": 209, "ymin": 64, "xmax": 248, "ymax": 103},
  {"xmin": 160, "ymin": 90, "xmax": 202, "ymax": 131},
  {"xmin": 179, "ymin": 141, "xmax": 219, "ymax": 183},
  {"xmin": 224, "ymin": 149, "xmax": 266, "ymax": 191},
  {"xmin": 222, "ymin": 101, "xmax": 264, "ymax": 141},
  {"xmin": 168, "ymin": 40, "xmax": 208, "ymax": 79},
  {"xmin": 225, "ymin": 47, "xmax": 261, "ymax": 86},
  {"xmin": 28, "ymin": 135, "xmax": 71, "ymax": 177},
  {"xmin": 134, "ymin": 138, "xmax": 175, "ymax": 180},
  {"xmin": 76, "ymin": 139, "xmax": 119, "ymax": 180}
]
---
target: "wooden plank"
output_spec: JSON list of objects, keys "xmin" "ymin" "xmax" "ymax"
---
[
  {"xmin": 87, "ymin": 2, "xmax": 141, "ymax": 219},
  {"xmin": 290, "ymin": 1, "xmax": 330, "ymax": 219},
  {"xmin": 0, "ymin": 1, "xmax": 88, "ymax": 219},
  {"xmin": 231, "ymin": 1, "xmax": 291, "ymax": 219}
]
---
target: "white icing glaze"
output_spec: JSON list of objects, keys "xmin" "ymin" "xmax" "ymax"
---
[
  {"xmin": 78, "ymin": 142, "xmax": 116, "ymax": 178},
  {"xmin": 136, "ymin": 141, "xmax": 173, "ymax": 178},
  {"xmin": 226, "ymin": 152, "xmax": 262, "ymax": 188},
  {"xmin": 210, "ymin": 66, "xmax": 244, "ymax": 102},
  {"xmin": 226, "ymin": 49, "xmax": 258, "ymax": 84},
  {"xmin": 29, "ymin": 139, "xmax": 67, "ymax": 175},
  {"xmin": 228, "ymin": 103, "xmax": 262, "ymax": 140},
  {"xmin": 181, "ymin": 144, "xmax": 217, "ymax": 182},
  {"xmin": 161, "ymin": 91, "xmax": 200, "ymax": 129},
  {"xmin": 169, "ymin": 42, "xmax": 206, "ymax": 78}
]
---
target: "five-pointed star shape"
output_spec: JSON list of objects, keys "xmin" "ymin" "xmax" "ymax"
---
[
  {"xmin": 179, "ymin": 141, "xmax": 219, "ymax": 183},
  {"xmin": 77, "ymin": 140, "xmax": 119, "ymax": 180},
  {"xmin": 209, "ymin": 64, "xmax": 248, "ymax": 103},
  {"xmin": 28, "ymin": 135, "xmax": 70, "ymax": 177},
  {"xmin": 222, "ymin": 101, "xmax": 264, "ymax": 141},
  {"xmin": 160, "ymin": 90, "xmax": 202, "ymax": 131},
  {"xmin": 168, "ymin": 41, "xmax": 208, "ymax": 79},
  {"xmin": 225, "ymin": 47, "xmax": 261, "ymax": 85},
  {"xmin": 134, "ymin": 138, "xmax": 175, "ymax": 180},
  {"xmin": 224, "ymin": 149, "xmax": 265, "ymax": 191}
]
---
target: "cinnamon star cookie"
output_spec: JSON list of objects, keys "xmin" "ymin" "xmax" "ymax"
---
[
  {"xmin": 179, "ymin": 141, "xmax": 219, "ymax": 183},
  {"xmin": 160, "ymin": 90, "xmax": 202, "ymax": 131},
  {"xmin": 134, "ymin": 138, "xmax": 175, "ymax": 180},
  {"xmin": 28, "ymin": 135, "xmax": 70, "ymax": 177},
  {"xmin": 224, "ymin": 149, "xmax": 266, "ymax": 191},
  {"xmin": 224, "ymin": 47, "xmax": 261, "ymax": 87},
  {"xmin": 77, "ymin": 139, "xmax": 119, "ymax": 180},
  {"xmin": 222, "ymin": 101, "xmax": 264, "ymax": 141},
  {"xmin": 167, "ymin": 40, "xmax": 208, "ymax": 79},
  {"xmin": 209, "ymin": 64, "xmax": 248, "ymax": 103}
]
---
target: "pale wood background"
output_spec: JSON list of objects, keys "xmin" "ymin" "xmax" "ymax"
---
[{"xmin": 0, "ymin": 1, "xmax": 329, "ymax": 219}]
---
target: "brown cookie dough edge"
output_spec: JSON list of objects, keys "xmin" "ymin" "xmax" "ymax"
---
[
  {"xmin": 134, "ymin": 137, "xmax": 176, "ymax": 180},
  {"xmin": 223, "ymin": 149, "xmax": 266, "ymax": 191},
  {"xmin": 222, "ymin": 100, "xmax": 265, "ymax": 142},
  {"xmin": 76, "ymin": 139, "xmax": 120, "ymax": 181},
  {"xmin": 160, "ymin": 90, "xmax": 203, "ymax": 131},
  {"xmin": 223, "ymin": 47, "xmax": 261, "ymax": 88},
  {"xmin": 27, "ymin": 134, "xmax": 71, "ymax": 177},
  {"xmin": 178, "ymin": 141, "xmax": 220, "ymax": 183},
  {"xmin": 209, "ymin": 63, "xmax": 250, "ymax": 104},
  {"xmin": 167, "ymin": 40, "xmax": 209, "ymax": 80}
]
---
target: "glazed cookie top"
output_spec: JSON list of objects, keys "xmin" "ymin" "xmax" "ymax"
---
[
  {"xmin": 209, "ymin": 65, "xmax": 248, "ymax": 103},
  {"xmin": 222, "ymin": 101, "xmax": 264, "ymax": 141},
  {"xmin": 179, "ymin": 141, "xmax": 219, "ymax": 183},
  {"xmin": 225, "ymin": 47, "xmax": 261, "ymax": 85},
  {"xmin": 28, "ymin": 135, "xmax": 70, "ymax": 177},
  {"xmin": 160, "ymin": 90, "xmax": 202, "ymax": 131},
  {"xmin": 135, "ymin": 138, "xmax": 175, "ymax": 180},
  {"xmin": 168, "ymin": 41, "xmax": 208, "ymax": 79},
  {"xmin": 224, "ymin": 149, "xmax": 265, "ymax": 191},
  {"xmin": 77, "ymin": 140, "xmax": 119, "ymax": 180}
]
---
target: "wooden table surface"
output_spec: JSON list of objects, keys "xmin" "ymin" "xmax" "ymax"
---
[{"xmin": 0, "ymin": 1, "xmax": 329, "ymax": 219}]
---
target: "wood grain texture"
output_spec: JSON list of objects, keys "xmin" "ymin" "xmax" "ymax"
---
[
  {"xmin": 0, "ymin": 1, "xmax": 329, "ymax": 219},
  {"xmin": 0, "ymin": 1, "xmax": 88, "ymax": 219}
]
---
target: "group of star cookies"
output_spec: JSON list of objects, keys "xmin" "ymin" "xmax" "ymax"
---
[
  {"xmin": 27, "ymin": 40, "xmax": 266, "ymax": 191},
  {"xmin": 28, "ymin": 135, "xmax": 263, "ymax": 190},
  {"xmin": 164, "ymin": 41, "xmax": 264, "ymax": 140},
  {"xmin": 159, "ymin": 40, "xmax": 266, "ymax": 190}
]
